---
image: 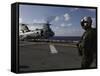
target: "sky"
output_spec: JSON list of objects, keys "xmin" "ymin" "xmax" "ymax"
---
[{"xmin": 19, "ymin": 4, "xmax": 96, "ymax": 36}]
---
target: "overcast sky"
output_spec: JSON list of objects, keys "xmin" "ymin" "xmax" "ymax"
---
[{"xmin": 19, "ymin": 4, "xmax": 96, "ymax": 36}]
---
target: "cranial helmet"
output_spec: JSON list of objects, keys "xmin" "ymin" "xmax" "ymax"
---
[{"xmin": 81, "ymin": 16, "xmax": 92, "ymax": 27}]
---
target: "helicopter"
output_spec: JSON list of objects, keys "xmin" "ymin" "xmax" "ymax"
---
[{"xmin": 19, "ymin": 19, "xmax": 55, "ymax": 41}]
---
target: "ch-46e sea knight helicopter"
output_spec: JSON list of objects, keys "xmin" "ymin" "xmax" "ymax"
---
[{"xmin": 19, "ymin": 19, "xmax": 55, "ymax": 41}]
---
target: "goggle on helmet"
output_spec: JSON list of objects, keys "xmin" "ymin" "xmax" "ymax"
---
[{"xmin": 81, "ymin": 16, "xmax": 92, "ymax": 26}]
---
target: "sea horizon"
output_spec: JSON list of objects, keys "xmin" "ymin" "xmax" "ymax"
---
[{"xmin": 49, "ymin": 36, "xmax": 81, "ymax": 41}]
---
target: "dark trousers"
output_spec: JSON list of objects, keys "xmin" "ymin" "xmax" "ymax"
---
[{"xmin": 81, "ymin": 55, "xmax": 93, "ymax": 68}]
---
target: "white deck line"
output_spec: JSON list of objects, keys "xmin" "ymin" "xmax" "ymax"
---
[
  {"xmin": 20, "ymin": 42, "xmax": 77, "ymax": 48},
  {"xmin": 49, "ymin": 44, "xmax": 58, "ymax": 54}
]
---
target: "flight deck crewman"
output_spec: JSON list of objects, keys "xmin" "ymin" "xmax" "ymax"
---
[{"xmin": 77, "ymin": 16, "xmax": 97, "ymax": 68}]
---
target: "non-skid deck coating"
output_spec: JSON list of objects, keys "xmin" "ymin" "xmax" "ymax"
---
[{"xmin": 19, "ymin": 41, "xmax": 96, "ymax": 72}]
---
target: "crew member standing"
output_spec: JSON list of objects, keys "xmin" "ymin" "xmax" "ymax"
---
[{"xmin": 77, "ymin": 16, "xmax": 97, "ymax": 68}]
